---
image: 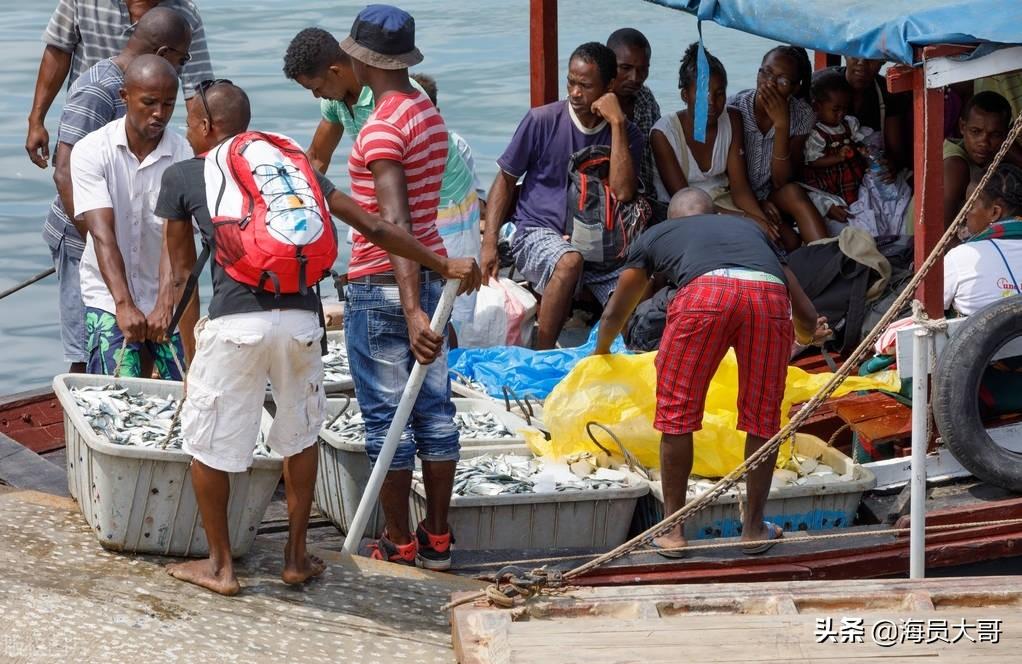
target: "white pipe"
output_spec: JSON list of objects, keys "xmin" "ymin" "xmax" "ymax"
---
[
  {"xmin": 342, "ymin": 278, "xmax": 461, "ymax": 554},
  {"xmin": 909, "ymin": 326, "xmax": 931, "ymax": 579}
]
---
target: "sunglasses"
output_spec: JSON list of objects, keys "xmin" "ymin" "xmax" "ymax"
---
[
  {"xmin": 164, "ymin": 45, "xmax": 191, "ymax": 64},
  {"xmin": 194, "ymin": 79, "xmax": 234, "ymax": 125}
]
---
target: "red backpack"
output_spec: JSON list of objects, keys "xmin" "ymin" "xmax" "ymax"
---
[{"xmin": 204, "ymin": 131, "xmax": 337, "ymax": 295}]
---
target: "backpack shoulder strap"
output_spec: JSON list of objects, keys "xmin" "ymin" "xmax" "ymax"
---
[
  {"xmin": 167, "ymin": 242, "xmax": 211, "ymax": 338},
  {"xmin": 988, "ymin": 239, "xmax": 1022, "ymax": 292}
]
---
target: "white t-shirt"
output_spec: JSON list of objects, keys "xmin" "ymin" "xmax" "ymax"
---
[
  {"xmin": 943, "ymin": 238, "xmax": 1022, "ymax": 315},
  {"xmin": 71, "ymin": 117, "xmax": 193, "ymax": 315}
]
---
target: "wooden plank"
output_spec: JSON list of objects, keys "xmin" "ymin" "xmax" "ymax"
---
[
  {"xmin": 0, "ymin": 432, "xmax": 68, "ymax": 496},
  {"xmin": 912, "ymin": 54, "xmax": 945, "ymax": 317},
  {"xmin": 453, "ymin": 578, "xmax": 1022, "ymax": 663},
  {"xmin": 864, "ymin": 448, "xmax": 968, "ymax": 490},
  {"xmin": 895, "ymin": 318, "xmax": 1022, "ymax": 379},
  {"xmin": 529, "ymin": 0, "xmax": 558, "ymax": 107},
  {"xmin": 925, "ymin": 46, "xmax": 1022, "ymax": 89}
]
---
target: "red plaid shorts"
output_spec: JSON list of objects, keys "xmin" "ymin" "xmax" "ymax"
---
[{"xmin": 654, "ymin": 275, "xmax": 794, "ymax": 439}]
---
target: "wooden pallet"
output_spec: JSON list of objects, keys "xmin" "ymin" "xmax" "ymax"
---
[{"xmin": 451, "ymin": 576, "xmax": 1022, "ymax": 663}]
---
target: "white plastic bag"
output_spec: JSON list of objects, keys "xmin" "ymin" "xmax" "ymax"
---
[{"xmin": 457, "ymin": 277, "xmax": 537, "ymax": 348}]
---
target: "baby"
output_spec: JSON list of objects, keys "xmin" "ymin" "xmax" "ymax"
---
[{"xmin": 802, "ymin": 69, "xmax": 875, "ymax": 224}]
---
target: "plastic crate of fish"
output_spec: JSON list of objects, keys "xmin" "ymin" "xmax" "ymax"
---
[
  {"xmin": 315, "ymin": 397, "xmax": 532, "ymax": 536},
  {"xmin": 410, "ymin": 452, "xmax": 649, "ymax": 551},
  {"xmin": 53, "ymin": 373, "xmax": 282, "ymax": 557},
  {"xmin": 323, "ymin": 330, "xmax": 354, "ymax": 394},
  {"xmin": 633, "ymin": 434, "xmax": 877, "ymax": 540}
]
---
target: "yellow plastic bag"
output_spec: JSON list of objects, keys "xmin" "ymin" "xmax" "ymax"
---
[{"xmin": 525, "ymin": 350, "xmax": 899, "ymax": 478}]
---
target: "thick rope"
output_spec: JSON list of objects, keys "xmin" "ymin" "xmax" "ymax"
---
[
  {"xmin": 158, "ymin": 338, "xmax": 187, "ymax": 450},
  {"xmin": 112, "ymin": 338, "xmax": 129, "ymax": 380},
  {"xmin": 448, "ymin": 108, "xmax": 1022, "ymax": 611}
]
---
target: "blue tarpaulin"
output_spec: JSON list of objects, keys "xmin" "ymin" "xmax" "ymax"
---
[
  {"xmin": 448, "ymin": 327, "xmax": 627, "ymax": 401},
  {"xmin": 646, "ymin": 0, "xmax": 1022, "ymax": 64}
]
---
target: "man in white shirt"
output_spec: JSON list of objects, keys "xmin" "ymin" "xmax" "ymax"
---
[{"xmin": 71, "ymin": 55, "xmax": 193, "ymax": 378}]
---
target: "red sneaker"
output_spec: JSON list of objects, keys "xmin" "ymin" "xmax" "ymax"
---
[
  {"xmin": 415, "ymin": 522, "xmax": 454, "ymax": 571},
  {"xmin": 365, "ymin": 531, "xmax": 417, "ymax": 565}
]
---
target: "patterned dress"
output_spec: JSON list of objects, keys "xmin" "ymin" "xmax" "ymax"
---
[{"xmin": 803, "ymin": 116, "xmax": 870, "ymax": 205}]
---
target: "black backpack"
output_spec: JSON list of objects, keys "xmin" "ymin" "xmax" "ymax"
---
[
  {"xmin": 787, "ymin": 243, "xmax": 874, "ymax": 355},
  {"xmin": 565, "ymin": 145, "xmax": 651, "ymax": 267}
]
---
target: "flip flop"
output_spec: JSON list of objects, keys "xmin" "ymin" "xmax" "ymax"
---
[
  {"xmin": 742, "ymin": 521, "xmax": 784, "ymax": 555},
  {"xmin": 648, "ymin": 538, "xmax": 688, "ymax": 559}
]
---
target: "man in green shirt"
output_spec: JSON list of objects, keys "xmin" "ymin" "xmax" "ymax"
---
[
  {"xmin": 284, "ymin": 27, "xmax": 484, "ymax": 338},
  {"xmin": 283, "ymin": 27, "xmax": 374, "ymax": 173}
]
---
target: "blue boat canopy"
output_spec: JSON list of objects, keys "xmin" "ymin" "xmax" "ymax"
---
[{"xmin": 647, "ymin": 0, "xmax": 1022, "ymax": 64}]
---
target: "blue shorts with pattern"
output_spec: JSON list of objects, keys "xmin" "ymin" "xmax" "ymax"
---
[{"xmin": 85, "ymin": 307, "xmax": 184, "ymax": 380}]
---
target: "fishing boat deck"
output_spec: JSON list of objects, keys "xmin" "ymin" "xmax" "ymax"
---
[{"xmin": 0, "ymin": 485, "xmax": 482, "ymax": 662}]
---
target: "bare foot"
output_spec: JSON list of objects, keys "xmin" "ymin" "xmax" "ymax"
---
[
  {"xmin": 282, "ymin": 551, "xmax": 326, "ymax": 586},
  {"xmin": 651, "ymin": 525, "xmax": 688, "ymax": 558},
  {"xmin": 167, "ymin": 559, "xmax": 240, "ymax": 596}
]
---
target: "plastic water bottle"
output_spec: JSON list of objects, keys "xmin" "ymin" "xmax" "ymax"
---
[{"xmin": 864, "ymin": 144, "xmax": 898, "ymax": 202}]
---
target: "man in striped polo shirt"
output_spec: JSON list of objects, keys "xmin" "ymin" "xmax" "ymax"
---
[
  {"xmin": 45, "ymin": 7, "xmax": 192, "ymax": 372},
  {"xmin": 340, "ymin": 5, "xmax": 468, "ymax": 571},
  {"xmin": 26, "ymin": 0, "xmax": 214, "ymax": 168}
]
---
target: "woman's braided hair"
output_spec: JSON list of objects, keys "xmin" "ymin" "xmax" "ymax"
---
[{"xmin": 980, "ymin": 162, "xmax": 1022, "ymax": 217}]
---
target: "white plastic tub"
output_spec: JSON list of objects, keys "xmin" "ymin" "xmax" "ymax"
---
[
  {"xmin": 54, "ymin": 374, "xmax": 281, "ymax": 557},
  {"xmin": 634, "ymin": 434, "xmax": 877, "ymax": 539},
  {"xmin": 410, "ymin": 461, "xmax": 649, "ymax": 551},
  {"xmin": 315, "ymin": 397, "xmax": 531, "ymax": 536}
]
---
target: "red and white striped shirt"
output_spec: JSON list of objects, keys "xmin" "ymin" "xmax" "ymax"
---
[{"xmin": 347, "ymin": 90, "xmax": 448, "ymax": 279}]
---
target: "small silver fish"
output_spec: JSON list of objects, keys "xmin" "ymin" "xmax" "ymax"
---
[
  {"xmin": 322, "ymin": 339, "xmax": 352, "ymax": 384},
  {"xmin": 416, "ymin": 453, "xmax": 630, "ymax": 497},
  {"xmin": 71, "ymin": 385, "xmax": 270, "ymax": 456}
]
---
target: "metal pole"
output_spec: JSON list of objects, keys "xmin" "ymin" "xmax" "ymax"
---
[
  {"xmin": 0, "ymin": 267, "xmax": 55, "ymax": 301},
  {"xmin": 342, "ymin": 278, "xmax": 461, "ymax": 555},
  {"xmin": 909, "ymin": 326, "xmax": 931, "ymax": 578}
]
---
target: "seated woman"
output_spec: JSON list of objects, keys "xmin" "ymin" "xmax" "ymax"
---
[
  {"xmin": 944, "ymin": 163, "xmax": 1022, "ymax": 316},
  {"xmin": 729, "ymin": 45, "xmax": 828, "ymax": 249},
  {"xmin": 836, "ymin": 57, "xmax": 912, "ymax": 172},
  {"xmin": 650, "ymin": 43, "xmax": 775, "ymax": 240}
]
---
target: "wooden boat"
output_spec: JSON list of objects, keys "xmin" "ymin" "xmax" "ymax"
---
[{"xmin": 3, "ymin": 383, "xmax": 1021, "ymax": 586}]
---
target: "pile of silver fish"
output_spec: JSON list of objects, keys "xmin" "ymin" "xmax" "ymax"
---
[
  {"xmin": 451, "ymin": 372, "xmax": 488, "ymax": 394},
  {"xmin": 325, "ymin": 409, "xmax": 517, "ymax": 443},
  {"xmin": 72, "ymin": 384, "xmax": 270, "ymax": 455},
  {"xmin": 423, "ymin": 453, "xmax": 632, "ymax": 497},
  {"xmin": 452, "ymin": 412, "xmax": 514, "ymax": 440},
  {"xmin": 324, "ymin": 409, "xmax": 365, "ymax": 446},
  {"xmin": 323, "ymin": 339, "xmax": 352, "ymax": 384}
]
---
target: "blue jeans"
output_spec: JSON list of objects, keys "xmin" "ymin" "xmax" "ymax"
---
[
  {"xmin": 344, "ymin": 278, "xmax": 459, "ymax": 471},
  {"xmin": 47, "ymin": 234, "xmax": 86, "ymax": 363}
]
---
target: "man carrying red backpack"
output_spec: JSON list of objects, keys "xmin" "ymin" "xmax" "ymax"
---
[{"xmin": 153, "ymin": 79, "xmax": 479, "ymax": 596}]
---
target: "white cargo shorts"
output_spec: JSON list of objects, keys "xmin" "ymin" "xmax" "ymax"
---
[{"xmin": 181, "ymin": 309, "xmax": 325, "ymax": 473}]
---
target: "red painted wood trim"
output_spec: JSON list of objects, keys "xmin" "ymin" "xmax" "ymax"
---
[
  {"xmin": 886, "ymin": 64, "xmax": 914, "ymax": 94},
  {"xmin": 912, "ymin": 50, "xmax": 945, "ymax": 317},
  {"xmin": 813, "ymin": 52, "xmax": 841, "ymax": 71},
  {"xmin": 529, "ymin": 0, "xmax": 558, "ymax": 108}
]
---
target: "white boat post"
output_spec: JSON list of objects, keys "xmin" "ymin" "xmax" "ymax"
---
[
  {"xmin": 909, "ymin": 323, "xmax": 932, "ymax": 579},
  {"xmin": 342, "ymin": 278, "xmax": 461, "ymax": 555}
]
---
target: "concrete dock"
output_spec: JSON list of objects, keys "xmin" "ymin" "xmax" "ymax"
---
[{"xmin": 0, "ymin": 486, "xmax": 481, "ymax": 663}]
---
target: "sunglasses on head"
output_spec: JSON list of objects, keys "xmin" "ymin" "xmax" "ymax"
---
[{"xmin": 194, "ymin": 79, "xmax": 234, "ymax": 125}]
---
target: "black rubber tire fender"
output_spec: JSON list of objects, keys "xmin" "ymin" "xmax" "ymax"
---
[{"xmin": 932, "ymin": 296, "xmax": 1022, "ymax": 492}]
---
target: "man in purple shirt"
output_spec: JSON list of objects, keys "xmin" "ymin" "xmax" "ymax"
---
[{"xmin": 481, "ymin": 42, "xmax": 644, "ymax": 349}]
